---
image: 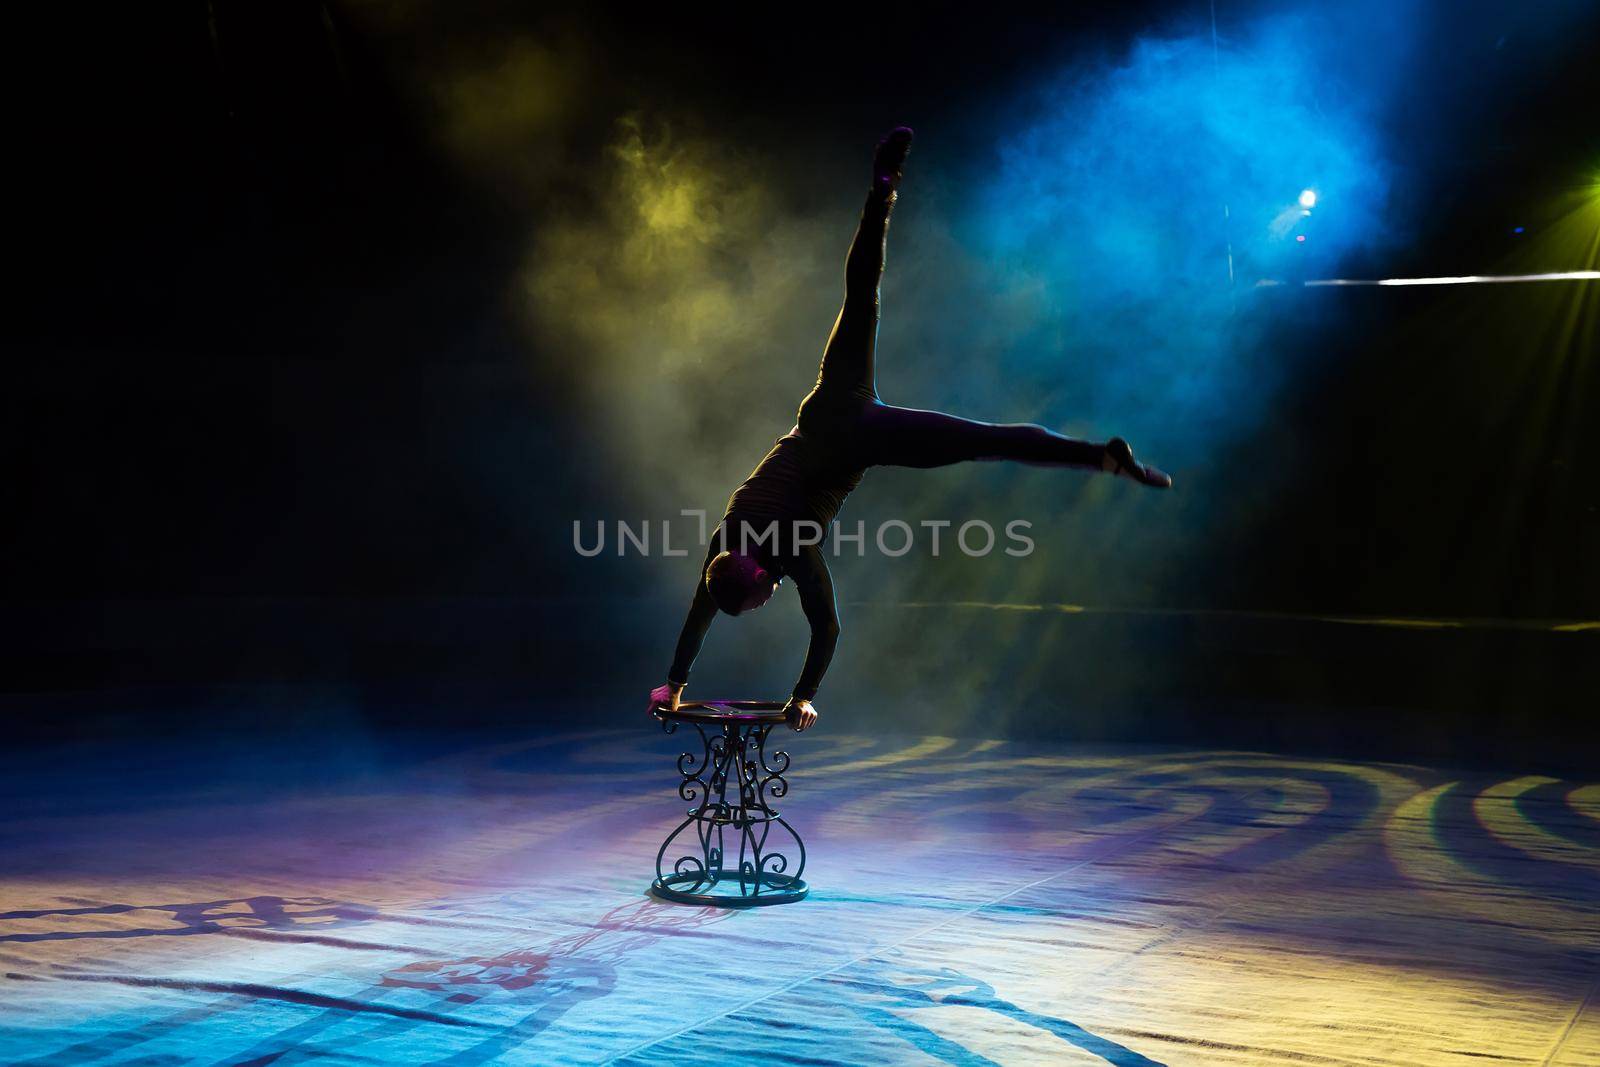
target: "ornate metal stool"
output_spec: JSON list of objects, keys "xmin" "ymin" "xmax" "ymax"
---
[{"xmin": 649, "ymin": 700, "xmax": 809, "ymax": 906}]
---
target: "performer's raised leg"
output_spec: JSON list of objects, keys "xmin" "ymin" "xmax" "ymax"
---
[{"xmin": 806, "ymin": 127, "xmax": 914, "ymax": 406}]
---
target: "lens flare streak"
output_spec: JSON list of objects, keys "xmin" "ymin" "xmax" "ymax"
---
[{"xmin": 1259, "ymin": 271, "xmax": 1600, "ymax": 287}]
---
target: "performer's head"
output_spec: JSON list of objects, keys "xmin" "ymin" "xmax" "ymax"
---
[{"xmin": 706, "ymin": 550, "xmax": 779, "ymax": 615}]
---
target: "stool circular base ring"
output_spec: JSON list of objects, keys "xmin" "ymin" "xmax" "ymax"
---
[{"xmin": 650, "ymin": 872, "xmax": 809, "ymax": 907}]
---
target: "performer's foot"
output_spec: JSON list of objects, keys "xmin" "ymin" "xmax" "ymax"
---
[
  {"xmin": 872, "ymin": 126, "xmax": 914, "ymax": 200},
  {"xmin": 784, "ymin": 697, "xmax": 819, "ymax": 732},
  {"xmin": 1102, "ymin": 437, "xmax": 1172, "ymax": 488}
]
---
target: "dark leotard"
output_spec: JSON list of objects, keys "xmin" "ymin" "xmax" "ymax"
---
[{"xmin": 667, "ymin": 187, "xmax": 1103, "ymax": 701}]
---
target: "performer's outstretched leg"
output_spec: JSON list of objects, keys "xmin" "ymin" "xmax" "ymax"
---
[
  {"xmin": 806, "ymin": 128, "xmax": 914, "ymax": 407},
  {"xmin": 803, "ymin": 126, "xmax": 1169, "ymax": 489},
  {"xmin": 859, "ymin": 403, "xmax": 1172, "ymax": 486}
]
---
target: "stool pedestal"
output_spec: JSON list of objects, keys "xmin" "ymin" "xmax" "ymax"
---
[{"xmin": 650, "ymin": 701, "xmax": 808, "ymax": 907}]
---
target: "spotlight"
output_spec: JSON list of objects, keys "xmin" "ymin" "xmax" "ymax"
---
[
  {"xmin": 1296, "ymin": 234, "xmax": 1306, "ymax": 243},
  {"xmin": 1298, "ymin": 189, "xmax": 1317, "ymax": 209},
  {"xmin": 1512, "ymin": 226, "xmax": 1525, "ymax": 234}
]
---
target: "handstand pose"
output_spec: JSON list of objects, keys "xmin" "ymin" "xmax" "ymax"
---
[{"xmin": 649, "ymin": 128, "xmax": 1170, "ymax": 731}]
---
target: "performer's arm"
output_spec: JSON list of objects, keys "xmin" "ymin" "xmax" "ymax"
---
[
  {"xmin": 787, "ymin": 544, "xmax": 840, "ymax": 703},
  {"xmin": 652, "ymin": 543, "xmax": 720, "ymax": 713}
]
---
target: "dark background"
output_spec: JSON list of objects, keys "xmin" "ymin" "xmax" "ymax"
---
[{"xmin": 5, "ymin": 1, "xmax": 1597, "ymax": 769}]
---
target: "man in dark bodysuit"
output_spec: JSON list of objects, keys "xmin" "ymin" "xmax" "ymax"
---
[{"xmin": 648, "ymin": 128, "xmax": 1171, "ymax": 731}]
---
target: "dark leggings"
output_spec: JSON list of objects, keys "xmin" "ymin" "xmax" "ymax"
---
[{"xmin": 798, "ymin": 190, "xmax": 1102, "ymax": 472}]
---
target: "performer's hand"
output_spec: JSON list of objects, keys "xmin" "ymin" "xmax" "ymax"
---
[
  {"xmin": 648, "ymin": 681, "xmax": 684, "ymax": 717},
  {"xmin": 1102, "ymin": 437, "xmax": 1172, "ymax": 489},
  {"xmin": 783, "ymin": 697, "xmax": 818, "ymax": 732}
]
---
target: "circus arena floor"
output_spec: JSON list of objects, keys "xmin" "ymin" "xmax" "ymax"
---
[{"xmin": 3, "ymin": 722, "xmax": 1598, "ymax": 1065}]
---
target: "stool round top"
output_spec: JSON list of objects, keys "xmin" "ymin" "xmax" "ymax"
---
[{"xmin": 656, "ymin": 699, "xmax": 788, "ymax": 725}]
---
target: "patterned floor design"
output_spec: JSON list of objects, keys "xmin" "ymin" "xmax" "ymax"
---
[{"xmin": 3, "ymin": 726, "xmax": 1597, "ymax": 1064}]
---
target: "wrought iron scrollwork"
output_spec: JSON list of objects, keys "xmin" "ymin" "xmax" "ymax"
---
[{"xmin": 651, "ymin": 712, "xmax": 808, "ymax": 906}]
